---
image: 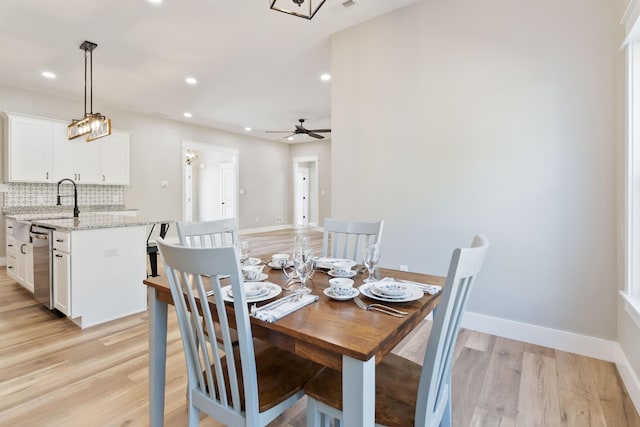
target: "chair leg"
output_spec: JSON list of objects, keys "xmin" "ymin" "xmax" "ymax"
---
[
  {"xmin": 148, "ymin": 250, "xmax": 159, "ymax": 277},
  {"xmin": 306, "ymin": 396, "xmax": 323, "ymax": 427},
  {"xmin": 440, "ymin": 380, "xmax": 452, "ymax": 427},
  {"xmin": 187, "ymin": 391, "xmax": 200, "ymax": 427}
]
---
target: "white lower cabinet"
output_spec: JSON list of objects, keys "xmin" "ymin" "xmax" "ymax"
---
[
  {"xmin": 52, "ymin": 230, "xmax": 71, "ymax": 316},
  {"xmin": 53, "ymin": 249, "xmax": 71, "ymax": 315},
  {"xmin": 16, "ymin": 242, "xmax": 34, "ymax": 293}
]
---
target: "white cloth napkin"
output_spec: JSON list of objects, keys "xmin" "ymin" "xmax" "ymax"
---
[
  {"xmin": 381, "ymin": 277, "xmax": 442, "ymax": 295},
  {"xmin": 251, "ymin": 293, "xmax": 319, "ymax": 323}
]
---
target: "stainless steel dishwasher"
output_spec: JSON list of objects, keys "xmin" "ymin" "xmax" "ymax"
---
[{"xmin": 30, "ymin": 225, "xmax": 54, "ymax": 310}]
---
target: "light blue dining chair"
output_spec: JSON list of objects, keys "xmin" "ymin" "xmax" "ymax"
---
[
  {"xmin": 176, "ymin": 218, "xmax": 238, "ymax": 248},
  {"xmin": 322, "ymin": 218, "xmax": 384, "ymax": 261},
  {"xmin": 156, "ymin": 238, "xmax": 323, "ymax": 426},
  {"xmin": 304, "ymin": 235, "xmax": 489, "ymax": 427}
]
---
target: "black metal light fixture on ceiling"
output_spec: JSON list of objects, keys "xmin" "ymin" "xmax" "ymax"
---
[
  {"xmin": 67, "ymin": 40, "xmax": 112, "ymax": 142},
  {"xmin": 270, "ymin": 0, "xmax": 327, "ymax": 20}
]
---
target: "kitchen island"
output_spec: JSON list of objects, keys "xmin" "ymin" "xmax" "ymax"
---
[{"xmin": 6, "ymin": 213, "xmax": 173, "ymax": 328}]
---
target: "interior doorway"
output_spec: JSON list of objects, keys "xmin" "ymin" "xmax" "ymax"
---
[
  {"xmin": 293, "ymin": 156, "xmax": 319, "ymax": 228},
  {"xmin": 182, "ymin": 141, "xmax": 239, "ymax": 226}
]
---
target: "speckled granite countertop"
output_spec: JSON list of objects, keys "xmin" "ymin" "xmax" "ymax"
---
[{"xmin": 27, "ymin": 213, "xmax": 173, "ymax": 231}]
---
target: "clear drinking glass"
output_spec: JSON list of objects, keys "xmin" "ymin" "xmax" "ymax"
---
[
  {"xmin": 362, "ymin": 242, "xmax": 380, "ymax": 283},
  {"xmin": 293, "ymin": 246, "xmax": 314, "ymax": 294},
  {"xmin": 239, "ymin": 240, "xmax": 251, "ymax": 265},
  {"xmin": 294, "ymin": 234, "xmax": 311, "ymax": 249}
]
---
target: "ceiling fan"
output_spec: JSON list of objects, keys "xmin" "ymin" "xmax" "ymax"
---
[{"xmin": 266, "ymin": 119, "xmax": 331, "ymax": 140}]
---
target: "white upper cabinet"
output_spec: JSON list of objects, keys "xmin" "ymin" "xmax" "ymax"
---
[
  {"xmin": 3, "ymin": 112, "xmax": 54, "ymax": 183},
  {"xmin": 52, "ymin": 122, "xmax": 99, "ymax": 183},
  {"xmin": 4, "ymin": 112, "xmax": 129, "ymax": 185},
  {"xmin": 96, "ymin": 130, "xmax": 130, "ymax": 185}
]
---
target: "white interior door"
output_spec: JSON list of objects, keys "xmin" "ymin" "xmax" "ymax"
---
[
  {"xmin": 296, "ymin": 168, "xmax": 310, "ymax": 227},
  {"xmin": 184, "ymin": 163, "xmax": 193, "ymax": 222},
  {"xmin": 220, "ymin": 162, "xmax": 235, "ymax": 219}
]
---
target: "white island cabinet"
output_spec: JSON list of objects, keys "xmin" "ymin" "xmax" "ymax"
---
[
  {"xmin": 50, "ymin": 225, "xmax": 146, "ymax": 328},
  {"xmin": 24, "ymin": 213, "xmax": 170, "ymax": 329}
]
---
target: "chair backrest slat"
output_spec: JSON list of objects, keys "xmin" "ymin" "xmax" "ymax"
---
[
  {"xmin": 176, "ymin": 219, "xmax": 238, "ymax": 249},
  {"xmin": 156, "ymin": 238, "xmax": 259, "ymax": 421},
  {"xmin": 415, "ymin": 235, "xmax": 489, "ymax": 427},
  {"xmin": 322, "ymin": 218, "xmax": 384, "ymax": 261}
]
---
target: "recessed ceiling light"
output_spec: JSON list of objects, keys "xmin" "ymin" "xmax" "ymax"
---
[
  {"xmin": 183, "ymin": 112, "xmax": 192, "ymax": 118},
  {"xmin": 244, "ymin": 126, "xmax": 252, "ymax": 132},
  {"xmin": 41, "ymin": 71, "xmax": 56, "ymax": 79},
  {"xmin": 148, "ymin": 0, "xmax": 162, "ymax": 4},
  {"xmin": 287, "ymin": 136, "xmax": 294, "ymax": 141},
  {"xmin": 185, "ymin": 77, "xmax": 197, "ymax": 85},
  {"xmin": 320, "ymin": 73, "xmax": 331, "ymax": 81}
]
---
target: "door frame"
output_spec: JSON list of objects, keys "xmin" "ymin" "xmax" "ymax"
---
[
  {"xmin": 182, "ymin": 141, "xmax": 239, "ymax": 228},
  {"xmin": 292, "ymin": 155, "xmax": 319, "ymax": 228}
]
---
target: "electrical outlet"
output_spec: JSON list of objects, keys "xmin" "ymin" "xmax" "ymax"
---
[
  {"xmin": 104, "ymin": 248, "xmax": 119, "ymax": 257},
  {"xmin": 275, "ymin": 217, "xmax": 283, "ymax": 224},
  {"xmin": 400, "ymin": 264, "xmax": 409, "ymax": 272}
]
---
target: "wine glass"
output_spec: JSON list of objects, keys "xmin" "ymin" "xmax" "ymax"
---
[
  {"xmin": 238, "ymin": 240, "xmax": 251, "ymax": 265},
  {"xmin": 362, "ymin": 242, "xmax": 380, "ymax": 283},
  {"xmin": 294, "ymin": 234, "xmax": 311, "ymax": 249},
  {"xmin": 293, "ymin": 246, "xmax": 314, "ymax": 294}
]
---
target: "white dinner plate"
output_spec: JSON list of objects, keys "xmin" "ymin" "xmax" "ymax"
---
[
  {"xmin": 242, "ymin": 257, "xmax": 262, "ymax": 266},
  {"xmin": 324, "ymin": 287, "xmax": 359, "ymax": 301},
  {"xmin": 327, "ymin": 269, "xmax": 357, "ymax": 278},
  {"xmin": 267, "ymin": 261, "xmax": 293, "ymax": 269},
  {"xmin": 358, "ymin": 282, "xmax": 423, "ymax": 303},
  {"xmin": 244, "ymin": 273, "xmax": 268, "ymax": 282},
  {"xmin": 222, "ymin": 282, "xmax": 282, "ymax": 303},
  {"xmin": 370, "ymin": 286, "xmax": 408, "ymax": 300},
  {"xmin": 316, "ymin": 258, "xmax": 354, "ymax": 270}
]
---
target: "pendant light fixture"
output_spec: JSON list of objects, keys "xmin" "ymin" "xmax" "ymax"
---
[
  {"xmin": 68, "ymin": 40, "xmax": 111, "ymax": 142},
  {"xmin": 270, "ymin": 0, "xmax": 327, "ymax": 20}
]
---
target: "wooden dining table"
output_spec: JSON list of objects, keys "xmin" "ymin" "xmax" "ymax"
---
[{"xmin": 143, "ymin": 261, "xmax": 445, "ymax": 426}]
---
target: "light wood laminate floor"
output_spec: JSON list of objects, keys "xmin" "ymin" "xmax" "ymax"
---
[{"xmin": 0, "ymin": 228, "xmax": 638, "ymax": 426}]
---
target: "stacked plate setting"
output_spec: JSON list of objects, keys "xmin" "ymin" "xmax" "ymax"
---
[{"xmin": 358, "ymin": 281, "xmax": 424, "ymax": 303}]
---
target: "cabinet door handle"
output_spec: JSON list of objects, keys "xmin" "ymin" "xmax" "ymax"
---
[
  {"xmin": 8, "ymin": 226, "xmax": 13, "ymax": 229},
  {"xmin": 56, "ymin": 239, "xmax": 64, "ymax": 243},
  {"xmin": 46, "ymin": 172, "xmax": 49, "ymax": 180},
  {"xmin": 7, "ymin": 244, "xmax": 13, "ymax": 247},
  {"xmin": 20, "ymin": 243, "xmax": 26, "ymax": 254},
  {"xmin": 7, "ymin": 266, "xmax": 13, "ymax": 269},
  {"xmin": 102, "ymin": 175, "xmax": 106, "ymax": 182},
  {"xmin": 55, "ymin": 254, "xmax": 63, "ymax": 258}
]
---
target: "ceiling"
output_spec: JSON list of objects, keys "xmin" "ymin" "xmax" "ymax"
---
[{"xmin": 0, "ymin": 0, "xmax": 419, "ymax": 143}]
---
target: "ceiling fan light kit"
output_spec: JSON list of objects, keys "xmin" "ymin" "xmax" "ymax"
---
[
  {"xmin": 270, "ymin": 0, "xmax": 327, "ymax": 20},
  {"xmin": 68, "ymin": 40, "xmax": 112, "ymax": 142}
]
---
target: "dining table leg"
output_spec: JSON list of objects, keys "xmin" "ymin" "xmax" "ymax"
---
[
  {"xmin": 148, "ymin": 287, "xmax": 168, "ymax": 427},
  {"xmin": 342, "ymin": 355, "xmax": 375, "ymax": 426}
]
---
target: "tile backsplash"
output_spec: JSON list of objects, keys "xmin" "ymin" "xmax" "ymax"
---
[{"xmin": 4, "ymin": 183, "xmax": 124, "ymax": 208}]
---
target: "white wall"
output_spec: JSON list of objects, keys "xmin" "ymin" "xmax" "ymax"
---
[
  {"xmin": 0, "ymin": 83, "xmax": 292, "ymax": 235},
  {"xmin": 331, "ymin": 0, "xmax": 620, "ymax": 340}
]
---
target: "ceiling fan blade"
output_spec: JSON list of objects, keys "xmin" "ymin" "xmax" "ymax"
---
[
  {"xmin": 309, "ymin": 129, "xmax": 331, "ymax": 133},
  {"xmin": 282, "ymin": 133, "xmax": 296, "ymax": 139},
  {"xmin": 308, "ymin": 132, "xmax": 325, "ymax": 139},
  {"xmin": 265, "ymin": 130, "xmax": 292, "ymax": 133}
]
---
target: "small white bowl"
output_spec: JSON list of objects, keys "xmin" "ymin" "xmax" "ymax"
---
[{"xmin": 333, "ymin": 261, "xmax": 356, "ymax": 275}]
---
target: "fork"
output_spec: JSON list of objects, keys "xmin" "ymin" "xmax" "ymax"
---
[{"xmin": 354, "ymin": 297, "xmax": 408, "ymax": 317}]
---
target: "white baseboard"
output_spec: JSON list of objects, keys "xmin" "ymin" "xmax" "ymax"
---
[
  {"xmin": 616, "ymin": 344, "xmax": 640, "ymax": 412},
  {"xmin": 461, "ymin": 311, "xmax": 640, "ymax": 413},
  {"xmin": 461, "ymin": 311, "xmax": 619, "ymax": 361}
]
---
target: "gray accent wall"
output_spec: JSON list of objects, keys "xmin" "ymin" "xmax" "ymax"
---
[{"xmin": 330, "ymin": 0, "xmax": 621, "ymax": 341}]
